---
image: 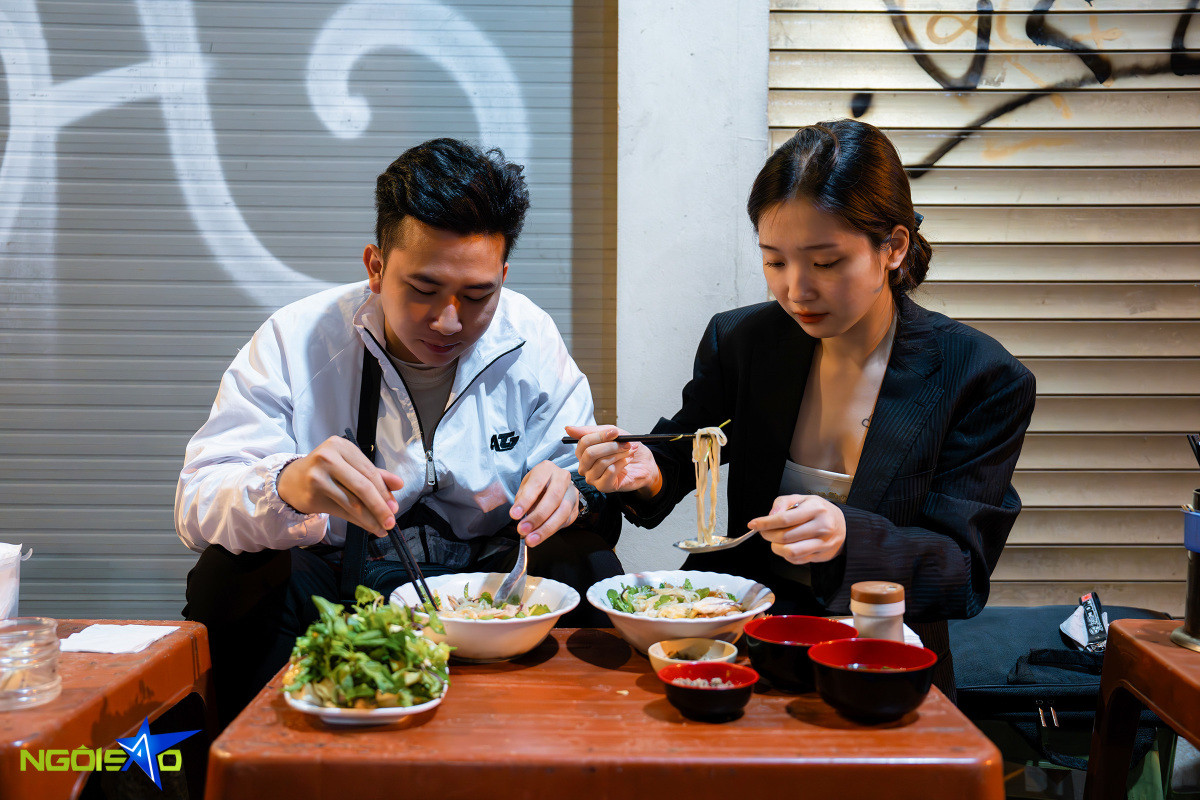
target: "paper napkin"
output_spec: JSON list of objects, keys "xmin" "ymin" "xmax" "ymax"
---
[{"xmin": 60, "ymin": 624, "xmax": 179, "ymax": 654}]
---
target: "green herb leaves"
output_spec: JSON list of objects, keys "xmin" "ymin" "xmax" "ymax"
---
[{"xmin": 283, "ymin": 586, "xmax": 451, "ymax": 709}]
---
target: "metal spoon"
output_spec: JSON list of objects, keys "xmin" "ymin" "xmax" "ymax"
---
[
  {"xmin": 494, "ymin": 537, "xmax": 528, "ymax": 605},
  {"xmin": 673, "ymin": 530, "xmax": 759, "ymax": 553},
  {"xmin": 672, "ymin": 501, "xmax": 803, "ymax": 553}
]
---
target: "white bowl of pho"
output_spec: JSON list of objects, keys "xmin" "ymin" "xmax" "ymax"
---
[
  {"xmin": 391, "ymin": 572, "xmax": 579, "ymax": 662},
  {"xmin": 586, "ymin": 570, "xmax": 775, "ymax": 654}
]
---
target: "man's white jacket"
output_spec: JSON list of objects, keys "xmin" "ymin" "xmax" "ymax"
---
[{"xmin": 175, "ymin": 282, "xmax": 595, "ymax": 554}]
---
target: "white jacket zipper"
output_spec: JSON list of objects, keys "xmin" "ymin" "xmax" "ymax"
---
[{"xmin": 364, "ymin": 331, "xmax": 525, "ymax": 495}]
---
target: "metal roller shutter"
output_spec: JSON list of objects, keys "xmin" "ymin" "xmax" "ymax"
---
[
  {"xmin": 769, "ymin": 0, "xmax": 1199, "ymax": 615},
  {"xmin": 0, "ymin": 0, "xmax": 615, "ymax": 619}
]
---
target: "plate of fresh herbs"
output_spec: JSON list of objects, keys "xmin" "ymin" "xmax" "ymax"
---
[{"xmin": 282, "ymin": 585, "xmax": 451, "ymax": 726}]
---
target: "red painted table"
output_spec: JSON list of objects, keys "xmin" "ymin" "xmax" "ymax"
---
[
  {"xmin": 207, "ymin": 627, "xmax": 1003, "ymax": 800},
  {"xmin": 1085, "ymin": 618, "xmax": 1200, "ymax": 799},
  {"xmin": 0, "ymin": 620, "xmax": 215, "ymax": 800}
]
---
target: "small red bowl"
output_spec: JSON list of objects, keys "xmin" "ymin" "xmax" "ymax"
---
[
  {"xmin": 657, "ymin": 661, "xmax": 760, "ymax": 722},
  {"xmin": 743, "ymin": 615, "xmax": 858, "ymax": 693},
  {"xmin": 808, "ymin": 637, "xmax": 938, "ymax": 722}
]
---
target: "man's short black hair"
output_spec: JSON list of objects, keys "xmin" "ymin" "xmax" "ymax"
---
[{"xmin": 374, "ymin": 138, "xmax": 530, "ymax": 262}]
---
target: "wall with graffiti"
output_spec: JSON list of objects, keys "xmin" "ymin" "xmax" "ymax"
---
[
  {"xmin": 0, "ymin": 0, "xmax": 611, "ymax": 618},
  {"xmin": 770, "ymin": 0, "xmax": 1200, "ymax": 614}
]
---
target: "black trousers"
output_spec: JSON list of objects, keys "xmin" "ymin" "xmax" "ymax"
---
[{"xmin": 184, "ymin": 529, "xmax": 622, "ymax": 728}]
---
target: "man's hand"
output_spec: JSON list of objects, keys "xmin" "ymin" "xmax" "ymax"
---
[
  {"xmin": 566, "ymin": 424, "xmax": 663, "ymax": 499},
  {"xmin": 748, "ymin": 494, "xmax": 846, "ymax": 565},
  {"xmin": 510, "ymin": 461, "xmax": 581, "ymax": 546},
  {"xmin": 277, "ymin": 436, "xmax": 403, "ymax": 536}
]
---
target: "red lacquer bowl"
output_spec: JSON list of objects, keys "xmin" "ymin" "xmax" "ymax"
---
[
  {"xmin": 743, "ymin": 615, "xmax": 858, "ymax": 693},
  {"xmin": 657, "ymin": 661, "xmax": 760, "ymax": 722},
  {"xmin": 809, "ymin": 637, "xmax": 938, "ymax": 722}
]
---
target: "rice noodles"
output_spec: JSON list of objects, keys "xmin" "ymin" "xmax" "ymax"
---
[{"xmin": 692, "ymin": 426, "xmax": 728, "ymax": 545}]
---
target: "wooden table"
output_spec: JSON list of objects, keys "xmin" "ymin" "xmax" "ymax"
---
[
  {"xmin": 207, "ymin": 628, "xmax": 1004, "ymax": 800},
  {"xmin": 1085, "ymin": 618, "xmax": 1200, "ymax": 799},
  {"xmin": 0, "ymin": 620, "xmax": 215, "ymax": 800}
]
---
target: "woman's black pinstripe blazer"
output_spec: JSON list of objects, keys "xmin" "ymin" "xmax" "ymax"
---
[{"xmin": 622, "ymin": 293, "xmax": 1037, "ymax": 625}]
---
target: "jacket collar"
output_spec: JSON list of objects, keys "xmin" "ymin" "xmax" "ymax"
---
[
  {"xmin": 749, "ymin": 294, "xmax": 942, "ymax": 458},
  {"xmin": 352, "ymin": 288, "xmax": 526, "ymax": 398},
  {"xmin": 748, "ymin": 295, "xmax": 944, "ymax": 513},
  {"xmin": 845, "ymin": 294, "xmax": 944, "ymax": 510},
  {"xmin": 888, "ymin": 293, "xmax": 942, "ymax": 379}
]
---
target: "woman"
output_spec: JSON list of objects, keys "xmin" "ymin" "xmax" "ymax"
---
[{"xmin": 569, "ymin": 119, "xmax": 1036, "ymax": 696}]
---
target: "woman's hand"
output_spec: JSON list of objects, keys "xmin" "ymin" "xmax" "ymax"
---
[
  {"xmin": 566, "ymin": 424, "xmax": 663, "ymax": 499},
  {"xmin": 277, "ymin": 436, "xmax": 403, "ymax": 536},
  {"xmin": 749, "ymin": 494, "xmax": 846, "ymax": 564}
]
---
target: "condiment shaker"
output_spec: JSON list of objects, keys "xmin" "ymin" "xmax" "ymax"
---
[{"xmin": 850, "ymin": 581, "xmax": 905, "ymax": 642}]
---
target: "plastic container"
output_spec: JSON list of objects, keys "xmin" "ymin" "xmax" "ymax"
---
[
  {"xmin": 850, "ymin": 581, "xmax": 906, "ymax": 642},
  {"xmin": 0, "ymin": 617, "xmax": 61, "ymax": 710},
  {"xmin": 0, "ymin": 543, "xmax": 31, "ymax": 618},
  {"xmin": 1173, "ymin": 491, "xmax": 1200, "ymax": 652}
]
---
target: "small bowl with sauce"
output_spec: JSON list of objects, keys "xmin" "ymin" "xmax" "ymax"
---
[
  {"xmin": 647, "ymin": 637, "xmax": 738, "ymax": 674},
  {"xmin": 808, "ymin": 637, "xmax": 938, "ymax": 722},
  {"xmin": 657, "ymin": 661, "xmax": 759, "ymax": 723}
]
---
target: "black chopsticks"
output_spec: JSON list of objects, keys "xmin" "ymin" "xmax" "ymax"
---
[
  {"xmin": 561, "ymin": 421, "xmax": 729, "ymax": 446},
  {"xmin": 342, "ymin": 428, "xmax": 438, "ymax": 610},
  {"xmin": 560, "ymin": 433, "xmax": 685, "ymax": 444},
  {"xmin": 385, "ymin": 526, "xmax": 439, "ymax": 611},
  {"xmin": 1187, "ymin": 433, "xmax": 1200, "ymax": 469}
]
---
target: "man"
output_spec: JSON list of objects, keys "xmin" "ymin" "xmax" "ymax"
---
[{"xmin": 177, "ymin": 138, "xmax": 619, "ymax": 725}]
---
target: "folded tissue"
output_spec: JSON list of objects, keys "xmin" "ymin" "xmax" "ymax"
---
[{"xmin": 60, "ymin": 624, "xmax": 179, "ymax": 654}]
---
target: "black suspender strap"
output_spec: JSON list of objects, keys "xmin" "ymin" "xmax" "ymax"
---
[{"xmin": 338, "ymin": 346, "xmax": 383, "ymax": 604}]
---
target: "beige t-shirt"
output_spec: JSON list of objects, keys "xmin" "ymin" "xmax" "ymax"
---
[
  {"xmin": 387, "ymin": 354, "xmax": 458, "ymax": 450},
  {"xmin": 779, "ymin": 460, "xmax": 853, "ymax": 504},
  {"xmin": 771, "ymin": 462, "xmax": 855, "ymax": 587}
]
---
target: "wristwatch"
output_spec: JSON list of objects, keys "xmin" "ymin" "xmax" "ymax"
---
[{"xmin": 576, "ymin": 491, "xmax": 591, "ymax": 518}]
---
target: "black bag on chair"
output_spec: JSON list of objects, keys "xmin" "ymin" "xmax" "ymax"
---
[{"xmin": 949, "ymin": 604, "xmax": 1169, "ymax": 771}]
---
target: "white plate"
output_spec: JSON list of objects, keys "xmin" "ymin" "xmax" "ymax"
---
[{"xmin": 284, "ymin": 689, "xmax": 445, "ymax": 726}]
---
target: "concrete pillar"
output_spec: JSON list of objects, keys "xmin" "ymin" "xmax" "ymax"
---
[{"xmin": 615, "ymin": 0, "xmax": 769, "ymax": 571}]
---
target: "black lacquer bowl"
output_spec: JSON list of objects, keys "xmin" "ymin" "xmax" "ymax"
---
[
  {"xmin": 657, "ymin": 661, "xmax": 759, "ymax": 722},
  {"xmin": 808, "ymin": 637, "xmax": 938, "ymax": 722},
  {"xmin": 743, "ymin": 615, "xmax": 858, "ymax": 693}
]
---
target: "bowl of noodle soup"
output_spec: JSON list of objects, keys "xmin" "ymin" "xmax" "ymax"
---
[
  {"xmin": 586, "ymin": 570, "xmax": 774, "ymax": 653},
  {"xmin": 391, "ymin": 573, "xmax": 578, "ymax": 662}
]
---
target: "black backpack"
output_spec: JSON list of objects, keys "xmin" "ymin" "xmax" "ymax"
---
[{"xmin": 949, "ymin": 604, "xmax": 1169, "ymax": 771}]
